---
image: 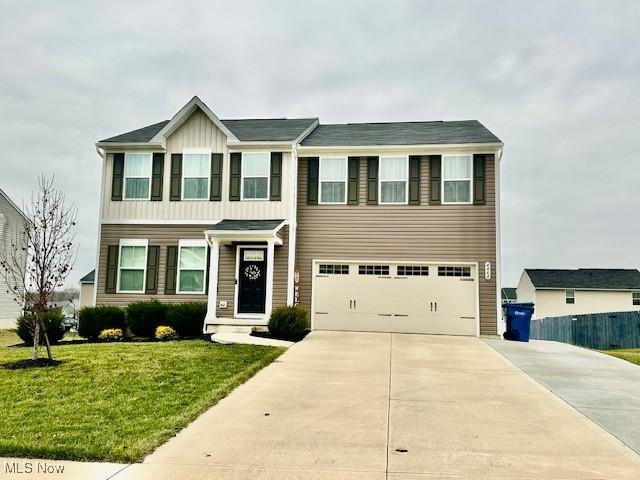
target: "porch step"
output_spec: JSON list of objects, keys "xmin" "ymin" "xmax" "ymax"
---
[{"xmin": 216, "ymin": 325, "xmax": 255, "ymax": 334}]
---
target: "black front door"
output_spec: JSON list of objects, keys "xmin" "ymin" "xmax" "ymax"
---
[{"xmin": 237, "ymin": 248, "xmax": 267, "ymax": 314}]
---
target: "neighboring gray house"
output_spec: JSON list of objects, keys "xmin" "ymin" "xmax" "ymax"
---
[
  {"xmin": 0, "ymin": 188, "xmax": 27, "ymax": 328},
  {"xmin": 501, "ymin": 287, "xmax": 517, "ymax": 304}
]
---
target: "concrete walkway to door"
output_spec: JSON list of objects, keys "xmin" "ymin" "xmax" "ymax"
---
[{"xmin": 113, "ymin": 332, "xmax": 640, "ymax": 480}]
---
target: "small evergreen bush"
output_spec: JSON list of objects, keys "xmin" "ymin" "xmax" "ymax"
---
[
  {"xmin": 78, "ymin": 306, "xmax": 126, "ymax": 340},
  {"xmin": 98, "ymin": 328, "xmax": 124, "ymax": 342},
  {"xmin": 155, "ymin": 325, "xmax": 177, "ymax": 341},
  {"xmin": 268, "ymin": 305, "xmax": 308, "ymax": 340},
  {"xmin": 16, "ymin": 309, "xmax": 66, "ymax": 345},
  {"xmin": 167, "ymin": 302, "xmax": 207, "ymax": 337},
  {"xmin": 126, "ymin": 300, "xmax": 167, "ymax": 338}
]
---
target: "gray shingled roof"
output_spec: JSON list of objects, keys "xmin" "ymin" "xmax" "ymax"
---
[
  {"xmin": 501, "ymin": 287, "xmax": 517, "ymax": 300},
  {"xmin": 209, "ymin": 219, "xmax": 284, "ymax": 231},
  {"xmin": 526, "ymin": 269, "xmax": 640, "ymax": 290},
  {"xmin": 222, "ymin": 118, "xmax": 317, "ymax": 142},
  {"xmin": 100, "ymin": 118, "xmax": 317, "ymax": 143},
  {"xmin": 79, "ymin": 269, "xmax": 95, "ymax": 284},
  {"xmin": 99, "ymin": 120, "xmax": 170, "ymax": 143},
  {"xmin": 300, "ymin": 120, "xmax": 500, "ymax": 146}
]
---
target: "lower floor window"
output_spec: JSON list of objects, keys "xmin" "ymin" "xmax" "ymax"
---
[
  {"xmin": 178, "ymin": 240, "xmax": 207, "ymax": 294},
  {"xmin": 118, "ymin": 241, "xmax": 147, "ymax": 293}
]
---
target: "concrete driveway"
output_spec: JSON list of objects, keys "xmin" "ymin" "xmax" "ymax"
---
[
  {"xmin": 485, "ymin": 338, "xmax": 640, "ymax": 456},
  {"xmin": 106, "ymin": 332, "xmax": 639, "ymax": 479}
]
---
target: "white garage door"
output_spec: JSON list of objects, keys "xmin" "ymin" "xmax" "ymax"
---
[{"xmin": 312, "ymin": 262, "xmax": 478, "ymax": 335}]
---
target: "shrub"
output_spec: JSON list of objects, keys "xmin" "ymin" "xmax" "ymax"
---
[
  {"xmin": 167, "ymin": 302, "xmax": 207, "ymax": 337},
  {"xmin": 155, "ymin": 325, "xmax": 176, "ymax": 341},
  {"xmin": 78, "ymin": 306, "xmax": 126, "ymax": 340},
  {"xmin": 16, "ymin": 309, "xmax": 66, "ymax": 345},
  {"xmin": 268, "ymin": 305, "xmax": 308, "ymax": 340},
  {"xmin": 98, "ymin": 328, "xmax": 123, "ymax": 342},
  {"xmin": 126, "ymin": 300, "xmax": 167, "ymax": 338}
]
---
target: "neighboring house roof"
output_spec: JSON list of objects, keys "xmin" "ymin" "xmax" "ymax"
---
[
  {"xmin": 80, "ymin": 269, "xmax": 95, "ymax": 284},
  {"xmin": 0, "ymin": 187, "xmax": 28, "ymax": 221},
  {"xmin": 501, "ymin": 287, "xmax": 517, "ymax": 301},
  {"xmin": 525, "ymin": 269, "xmax": 640, "ymax": 290},
  {"xmin": 209, "ymin": 219, "xmax": 285, "ymax": 231},
  {"xmin": 300, "ymin": 120, "xmax": 501, "ymax": 146}
]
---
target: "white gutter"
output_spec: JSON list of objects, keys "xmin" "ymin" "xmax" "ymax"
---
[
  {"xmin": 495, "ymin": 146, "xmax": 504, "ymax": 337},
  {"xmin": 286, "ymin": 142, "xmax": 299, "ymax": 305},
  {"xmin": 92, "ymin": 146, "xmax": 107, "ymax": 306},
  {"xmin": 297, "ymin": 142, "xmax": 504, "ymax": 152}
]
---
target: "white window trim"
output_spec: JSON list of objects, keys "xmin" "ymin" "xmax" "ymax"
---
[
  {"xmin": 116, "ymin": 239, "xmax": 149, "ymax": 294},
  {"xmin": 123, "ymin": 152, "xmax": 153, "ymax": 201},
  {"xmin": 177, "ymin": 239, "xmax": 208, "ymax": 295},
  {"xmin": 441, "ymin": 154, "xmax": 474, "ymax": 205},
  {"xmin": 240, "ymin": 151, "xmax": 271, "ymax": 201},
  {"xmin": 565, "ymin": 289, "xmax": 575, "ymax": 304},
  {"xmin": 319, "ymin": 156, "xmax": 348, "ymax": 205},
  {"xmin": 181, "ymin": 148, "xmax": 211, "ymax": 201},
  {"xmin": 378, "ymin": 156, "xmax": 409, "ymax": 205},
  {"xmin": 632, "ymin": 291, "xmax": 640, "ymax": 306}
]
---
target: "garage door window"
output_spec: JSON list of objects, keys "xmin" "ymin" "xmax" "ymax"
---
[
  {"xmin": 359, "ymin": 265, "xmax": 389, "ymax": 276},
  {"xmin": 379, "ymin": 156, "xmax": 408, "ymax": 204},
  {"xmin": 397, "ymin": 265, "xmax": 429, "ymax": 276},
  {"xmin": 438, "ymin": 266, "xmax": 471, "ymax": 277},
  {"xmin": 319, "ymin": 264, "xmax": 349, "ymax": 275},
  {"xmin": 319, "ymin": 157, "xmax": 347, "ymax": 203}
]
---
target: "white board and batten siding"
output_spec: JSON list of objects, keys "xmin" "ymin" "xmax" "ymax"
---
[
  {"xmin": 0, "ymin": 192, "xmax": 27, "ymax": 328},
  {"xmin": 101, "ymin": 108, "xmax": 293, "ymax": 223}
]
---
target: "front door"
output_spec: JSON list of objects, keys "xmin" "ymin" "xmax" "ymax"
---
[{"xmin": 237, "ymin": 247, "xmax": 267, "ymax": 314}]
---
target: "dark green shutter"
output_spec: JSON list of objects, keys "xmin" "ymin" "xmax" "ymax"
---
[
  {"xmin": 270, "ymin": 152, "xmax": 282, "ymax": 201},
  {"xmin": 408, "ymin": 156, "xmax": 421, "ymax": 205},
  {"xmin": 429, "ymin": 155, "xmax": 442, "ymax": 205},
  {"xmin": 473, "ymin": 154, "xmax": 487, "ymax": 205},
  {"xmin": 366, "ymin": 157, "xmax": 378, "ymax": 205},
  {"xmin": 229, "ymin": 152, "xmax": 241, "ymax": 201},
  {"xmin": 170, "ymin": 154, "xmax": 182, "ymax": 201},
  {"xmin": 145, "ymin": 246, "xmax": 160, "ymax": 294},
  {"xmin": 111, "ymin": 153, "xmax": 124, "ymax": 201},
  {"xmin": 306, "ymin": 157, "xmax": 319, "ymax": 204},
  {"xmin": 210, "ymin": 153, "xmax": 223, "ymax": 201},
  {"xmin": 164, "ymin": 246, "xmax": 178, "ymax": 294},
  {"xmin": 105, "ymin": 245, "xmax": 119, "ymax": 294},
  {"xmin": 151, "ymin": 153, "xmax": 164, "ymax": 201},
  {"xmin": 347, "ymin": 157, "xmax": 360, "ymax": 205},
  {"xmin": 204, "ymin": 246, "xmax": 211, "ymax": 292}
]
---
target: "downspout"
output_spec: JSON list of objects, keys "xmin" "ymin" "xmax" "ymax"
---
[
  {"xmin": 286, "ymin": 142, "xmax": 298, "ymax": 306},
  {"xmin": 495, "ymin": 146, "xmax": 504, "ymax": 337},
  {"xmin": 92, "ymin": 146, "xmax": 107, "ymax": 306}
]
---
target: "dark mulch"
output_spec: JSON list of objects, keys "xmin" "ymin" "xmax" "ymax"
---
[{"xmin": 251, "ymin": 330, "xmax": 310, "ymax": 342}]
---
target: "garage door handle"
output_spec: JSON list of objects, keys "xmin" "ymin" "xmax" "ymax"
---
[
  {"xmin": 378, "ymin": 314, "xmax": 392, "ymax": 317},
  {"xmin": 430, "ymin": 302, "xmax": 433, "ymax": 311},
  {"xmin": 435, "ymin": 302, "xmax": 438, "ymax": 312},
  {"xmin": 349, "ymin": 300, "xmax": 353, "ymax": 309},
  {"xmin": 394, "ymin": 314, "xmax": 408, "ymax": 317}
]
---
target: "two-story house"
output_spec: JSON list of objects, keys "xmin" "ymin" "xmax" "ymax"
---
[
  {"xmin": 94, "ymin": 96, "xmax": 503, "ymax": 337},
  {"xmin": 0, "ymin": 187, "xmax": 27, "ymax": 328}
]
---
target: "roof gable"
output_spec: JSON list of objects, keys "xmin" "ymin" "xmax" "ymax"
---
[
  {"xmin": 525, "ymin": 269, "xmax": 640, "ymax": 290},
  {"xmin": 0, "ymin": 187, "xmax": 27, "ymax": 221}
]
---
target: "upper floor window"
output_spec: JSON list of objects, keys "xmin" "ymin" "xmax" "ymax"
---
[
  {"xmin": 379, "ymin": 156, "xmax": 408, "ymax": 204},
  {"xmin": 242, "ymin": 152, "xmax": 270, "ymax": 200},
  {"xmin": 117, "ymin": 239, "xmax": 148, "ymax": 293},
  {"xmin": 182, "ymin": 149, "xmax": 210, "ymax": 200},
  {"xmin": 442, "ymin": 155, "xmax": 472, "ymax": 204},
  {"xmin": 124, "ymin": 153, "xmax": 152, "ymax": 200},
  {"xmin": 633, "ymin": 292, "xmax": 640, "ymax": 306},
  {"xmin": 319, "ymin": 157, "xmax": 347, "ymax": 204},
  {"xmin": 178, "ymin": 240, "xmax": 207, "ymax": 294},
  {"xmin": 565, "ymin": 290, "xmax": 575, "ymax": 304}
]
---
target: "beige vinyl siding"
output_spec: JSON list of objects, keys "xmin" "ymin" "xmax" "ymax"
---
[
  {"xmin": 0, "ymin": 194, "xmax": 26, "ymax": 328},
  {"xmin": 79, "ymin": 283, "xmax": 95, "ymax": 308},
  {"xmin": 296, "ymin": 156, "xmax": 498, "ymax": 335},
  {"xmin": 532, "ymin": 289, "xmax": 640, "ymax": 320},
  {"xmin": 101, "ymin": 108, "xmax": 292, "ymax": 222},
  {"xmin": 96, "ymin": 224, "xmax": 210, "ymax": 307}
]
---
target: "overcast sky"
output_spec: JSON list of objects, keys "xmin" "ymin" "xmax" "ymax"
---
[{"xmin": 1, "ymin": 0, "xmax": 638, "ymax": 288}]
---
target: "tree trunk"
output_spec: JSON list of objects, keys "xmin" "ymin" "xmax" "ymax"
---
[
  {"xmin": 41, "ymin": 318, "xmax": 53, "ymax": 360},
  {"xmin": 32, "ymin": 320, "xmax": 40, "ymax": 361}
]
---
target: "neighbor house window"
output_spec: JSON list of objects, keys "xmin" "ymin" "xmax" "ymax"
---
[
  {"xmin": 124, "ymin": 153, "xmax": 152, "ymax": 200},
  {"xmin": 242, "ymin": 152, "xmax": 270, "ymax": 200},
  {"xmin": 182, "ymin": 149, "xmax": 210, "ymax": 200},
  {"xmin": 117, "ymin": 239, "xmax": 148, "ymax": 293},
  {"xmin": 565, "ymin": 290, "xmax": 575, "ymax": 304},
  {"xmin": 379, "ymin": 156, "xmax": 408, "ymax": 204},
  {"xmin": 319, "ymin": 157, "xmax": 347, "ymax": 203},
  {"xmin": 633, "ymin": 292, "xmax": 640, "ymax": 306},
  {"xmin": 178, "ymin": 240, "xmax": 207, "ymax": 294},
  {"xmin": 442, "ymin": 155, "xmax": 472, "ymax": 204}
]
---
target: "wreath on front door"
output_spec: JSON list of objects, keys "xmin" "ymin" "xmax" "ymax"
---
[{"xmin": 244, "ymin": 264, "xmax": 261, "ymax": 281}]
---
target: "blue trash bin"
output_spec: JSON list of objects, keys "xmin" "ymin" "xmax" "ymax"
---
[{"xmin": 504, "ymin": 303, "xmax": 535, "ymax": 342}]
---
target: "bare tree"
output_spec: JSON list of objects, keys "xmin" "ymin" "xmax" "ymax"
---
[{"xmin": 0, "ymin": 176, "xmax": 77, "ymax": 361}]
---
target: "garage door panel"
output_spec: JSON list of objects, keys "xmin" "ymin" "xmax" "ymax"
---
[
  {"xmin": 314, "ymin": 312, "xmax": 391, "ymax": 332},
  {"xmin": 389, "ymin": 314, "xmax": 477, "ymax": 336}
]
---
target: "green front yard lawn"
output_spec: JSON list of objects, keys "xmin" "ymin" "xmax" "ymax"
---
[
  {"xmin": 0, "ymin": 339, "xmax": 283, "ymax": 462},
  {"xmin": 600, "ymin": 348, "xmax": 640, "ymax": 366}
]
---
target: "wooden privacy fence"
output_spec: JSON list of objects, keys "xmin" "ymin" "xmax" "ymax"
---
[{"xmin": 530, "ymin": 311, "xmax": 640, "ymax": 349}]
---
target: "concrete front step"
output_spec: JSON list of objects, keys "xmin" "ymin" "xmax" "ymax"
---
[{"xmin": 216, "ymin": 325, "xmax": 254, "ymax": 334}]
